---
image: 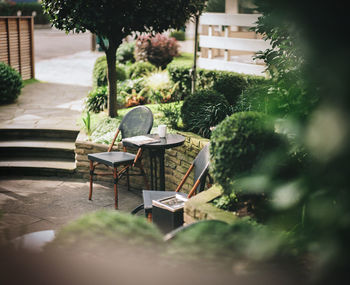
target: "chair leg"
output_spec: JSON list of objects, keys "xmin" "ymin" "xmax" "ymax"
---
[
  {"xmin": 126, "ymin": 167, "xmax": 130, "ymax": 191},
  {"xmin": 113, "ymin": 167, "xmax": 118, "ymax": 209},
  {"xmin": 89, "ymin": 160, "xmax": 94, "ymax": 200},
  {"xmin": 147, "ymin": 212, "xmax": 152, "ymax": 222}
]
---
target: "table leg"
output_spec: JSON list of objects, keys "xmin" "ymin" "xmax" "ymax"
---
[
  {"xmin": 148, "ymin": 149, "xmax": 165, "ymax": 191},
  {"xmin": 159, "ymin": 149, "xmax": 165, "ymax": 191}
]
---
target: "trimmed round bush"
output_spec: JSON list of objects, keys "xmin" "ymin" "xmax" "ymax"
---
[
  {"xmin": 116, "ymin": 42, "xmax": 135, "ymax": 64},
  {"xmin": 210, "ymin": 112, "xmax": 282, "ymax": 194},
  {"xmin": 181, "ymin": 89, "xmax": 232, "ymax": 138},
  {"xmin": 212, "ymin": 72, "xmax": 248, "ymax": 106},
  {"xmin": 127, "ymin": 61, "xmax": 157, "ymax": 79},
  {"xmin": 0, "ymin": 62, "xmax": 23, "ymax": 104},
  {"xmin": 48, "ymin": 210, "xmax": 163, "ymax": 250},
  {"xmin": 92, "ymin": 55, "xmax": 126, "ymax": 87}
]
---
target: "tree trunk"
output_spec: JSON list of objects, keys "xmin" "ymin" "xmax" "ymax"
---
[{"xmin": 105, "ymin": 39, "xmax": 121, "ymax": 118}]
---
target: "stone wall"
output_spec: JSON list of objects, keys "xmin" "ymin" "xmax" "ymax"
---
[
  {"xmin": 75, "ymin": 131, "xmax": 209, "ymax": 193},
  {"xmin": 184, "ymin": 184, "xmax": 237, "ymax": 224}
]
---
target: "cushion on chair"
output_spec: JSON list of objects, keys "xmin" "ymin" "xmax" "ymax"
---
[
  {"xmin": 142, "ymin": 190, "xmax": 187, "ymax": 210},
  {"xmin": 88, "ymin": 152, "xmax": 136, "ymax": 167}
]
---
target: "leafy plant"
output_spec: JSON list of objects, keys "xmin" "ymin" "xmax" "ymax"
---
[
  {"xmin": 116, "ymin": 42, "xmax": 135, "ymax": 64},
  {"xmin": 158, "ymin": 102, "xmax": 183, "ymax": 129},
  {"xmin": 135, "ymin": 33, "xmax": 180, "ymax": 69},
  {"xmin": 181, "ymin": 89, "xmax": 232, "ymax": 138},
  {"xmin": 92, "ymin": 55, "xmax": 126, "ymax": 87},
  {"xmin": 86, "ymin": 86, "xmax": 108, "ymax": 113},
  {"xmin": 170, "ymin": 30, "xmax": 186, "ymax": 41},
  {"xmin": 127, "ymin": 61, "xmax": 157, "ymax": 79},
  {"xmin": 82, "ymin": 111, "xmax": 92, "ymax": 135},
  {"xmin": 0, "ymin": 62, "xmax": 23, "ymax": 104},
  {"xmin": 144, "ymin": 70, "xmax": 180, "ymax": 103},
  {"xmin": 120, "ymin": 88, "xmax": 149, "ymax": 108},
  {"xmin": 90, "ymin": 116, "xmax": 121, "ymax": 145}
]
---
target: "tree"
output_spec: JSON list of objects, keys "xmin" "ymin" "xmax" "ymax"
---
[{"xmin": 42, "ymin": 0, "xmax": 205, "ymax": 117}]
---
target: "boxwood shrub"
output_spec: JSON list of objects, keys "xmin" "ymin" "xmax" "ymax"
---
[
  {"xmin": 92, "ymin": 55, "xmax": 126, "ymax": 87},
  {"xmin": 181, "ymin": 89, "xmax": 232, "ymax": 138},
  {"xmin": 210, "ymin": 112, "xmax": 282, "ymax": 194},
  {"xmin": 126, "ymin": 61, "xmax": 157, "ymax": 79},
  {"xmin": 0, "ymin": 62, "xmax": 23, "ymax": 104}
]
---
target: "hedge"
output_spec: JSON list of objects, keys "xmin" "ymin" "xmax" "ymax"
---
[
  {"xmin": 167, "ymin": 63, "xmax": 266, "ymax": 104},
  {"xmin": 0, "ymin": 3, "xmax": 50, "ymax": 25}
]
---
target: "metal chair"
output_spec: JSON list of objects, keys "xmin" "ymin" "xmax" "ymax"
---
[
  {"xmin": 88, "ymin": 106, "xmax": 153, "ymax": 209},
  {"xmin": 131, "ymin": 143, "xmax": 211, "ymax": 221}
]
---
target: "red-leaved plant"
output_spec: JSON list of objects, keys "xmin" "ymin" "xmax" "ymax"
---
[{"xmin": 135, "ymin": 33, "xmax": 179, "ymax": 69}]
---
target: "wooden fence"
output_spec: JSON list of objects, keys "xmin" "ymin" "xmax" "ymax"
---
[
  {"xmin": 0, "ymin": 16, "xmax": 35, "ymax": 80},
  {"xmin": 198, "ymin": 13, "xmax": 270, "ymax": 75}
]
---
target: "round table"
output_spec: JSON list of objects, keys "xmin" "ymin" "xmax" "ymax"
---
[{"xmin": 123, "ymin": 133, "xmax": 185, "ymax": 191}]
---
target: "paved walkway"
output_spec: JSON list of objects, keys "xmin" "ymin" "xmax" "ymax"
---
[
  {"xmin": 0, "ymin": 82, "xmax": 90, "ymax": 130},
  {"xmin": 0, "ymin": 28, "xmax": 139, "ymax": 242}
]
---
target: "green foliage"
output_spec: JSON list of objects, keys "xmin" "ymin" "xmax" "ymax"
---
[
  {"xmin": 212, "ymin": 193, "xmax": 237, "ymax": 211},
  {"xmin": 90, "ymin": 116, "xmax": 121, "ymax": 145},
  {"xmin": 158, "ymin": 102, "xmax": 183, "ymax": 129},
  {"xmin": 42, "ymin": 0, "xmax": 206, "ymax": 41},
  {"xmin": 211, "ymin": 72, "xmax": 249, "ymax": 106},
  {"xmin": 170, "ymin": 30, "xmax": 186, "ymax": 41},
  {"xmin": 135, "ymin": 34, "xmax": 179, "ymax": 69},
  {"xmin": 86, "ymin": 86, "xmax": 108, "ymax": 113},
  {"xmin": 144, "ymin": 70, "xmax": 180, "ymax": 103},
  {"xmin": 167, "ymin": 219, "xmax": 297, "ymax": 263},
  {"xmin": 205, "ymin": 0, "xmax": 225, "ymax": 13},
  {"xmin": 181, "ymin": 89, "xmax": 232, "ymax": 138},
  {"xmin": 210, "ymin": 112, "xmax": 282, "ymax": 194},
  {"xmin": 50, "ymin": 210, "xmax": 163, "ymax": 249},
  {"xmin": 167, "ymin": 64, "xmax": 264, "ymax": 101},
  {"xmin": 82, "ymin": 111, "xmax": 91, "ymax": 135},
  {"xmin": 0, "ymin": 62, "xmax": 23, "ymax": 104},
  {"xmin": 92, "ymin": 55, "xmax": 126, "ymax": 87},
  {"xmin": 116, "ymin": 42, "xmax": 135, "ymax": 64},
  {"xmin": 42, "ymin": 0, "xmax": 205, "ymax": 117},
  {"xmin": 127, "ymin": 61, "xmax": 157, "ymax": 79},
  {"xmin": 0, "ymin": 2, "xmax": 49, "ymax": 25}
]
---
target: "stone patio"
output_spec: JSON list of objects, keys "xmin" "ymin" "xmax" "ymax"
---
[{"xmin": 0, "ymin": 177, "xmax": 142, "ymax": 241}]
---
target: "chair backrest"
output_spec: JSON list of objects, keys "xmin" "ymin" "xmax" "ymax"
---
[
  {"xmin": 193, "ymin": 143, "xmax": 210, "ymax": 192},
  {"xmin": 119, "ymin": 106, "xmax": 153, "ymax": 139}
]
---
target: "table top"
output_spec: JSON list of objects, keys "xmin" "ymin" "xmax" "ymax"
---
[{"xmin": 123, "ymin": 133, "xmax": 185, "ymax": 150}]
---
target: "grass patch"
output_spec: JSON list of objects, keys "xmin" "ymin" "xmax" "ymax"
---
[
  {"xmin": 171, "ymin": 52, "xmax": 193, "ymax": 67},
  {"xmin": 23, "ymin": 78, "xmax": 40, "ymax": 87}
]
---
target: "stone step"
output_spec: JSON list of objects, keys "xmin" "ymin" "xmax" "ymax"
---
[
  {"xmin": 0, "ymin": 140, "xmax": 75, "ymax": 160},
  {"xmin": 0, "ymin": 158, "xmax": 76, "ymax": 177},
  {"xmin": 0, "ymin": 128, "xmax": 79, "ymax": 142}
]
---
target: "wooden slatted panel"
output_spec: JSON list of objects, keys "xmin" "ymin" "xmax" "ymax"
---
[
  {"xmin": 19, "ymin": 19, "xmax": 32, "ymax": 79},
  {"xmin": 0, "ymin": 17, "xmax": 34, "ymax": 79},
  {"xmin": 8, "ymin": 19, "xmax": 20, "ymax": 72},
  {"xmin": 0, "ymin": 19, "xmax": 9, "ymax": 64}
]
